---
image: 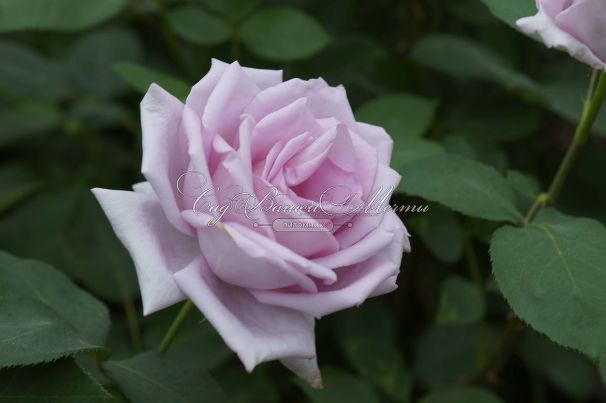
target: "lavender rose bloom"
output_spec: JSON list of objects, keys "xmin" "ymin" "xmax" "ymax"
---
[
  {"xmin": 93, "ymin": 59, "xmax": 409, "ymax": 386},
  {"xmin": 517, "ymin": 0, "xmax": 606, "ymax": 70}
]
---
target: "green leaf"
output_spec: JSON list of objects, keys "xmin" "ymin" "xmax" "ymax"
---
[
  {"xmin": 0, "ymin": 252, "xmax": 110, "ymax": 366},
  {"xmin": 104, "ymin": 351, "xmax": 228, "ymax": 403},
  {"xmin": 436, "ymin": 277, "xmax": 485, "ymax": 325},
  {"xmin": 163, "ymin": 326, "xmax": 232, "ymax": 372},
  {"xmin": 521, "ymin": 331, "xmax": 596, "ymax": 402},
  {"xmin": 333, "ymin": 300, "xmax": 412, "ymax": 402},
  {"xmin": 0, "ymin": 102, "xmax": 62, "ymax": 148},
  {"xmin": 441, "ymin": 132, "xmax": 508, "ymax": 171},
  {"xmin": 113, "ymin": 62, "xmax": 190, "ymax": 101},
  {"xmin": 296, "ymin": 368, "xmax": 379, "ymax": 403},
  {"xmin": 490, "ymin": 208, "xmax": 606, "ymax": 361},
  {"xmin": 480, "ymin": 0, "xmax": 536, "ymax": 29},
  {"xmin": 0, "ymin": 190, "xmax": 78, "ymax": 279},
  {"xmin": 448, "ymin": 0, "xmax": 495, "ymax": 24},
  {"xmin": 414, "ymin": 324, "xmax": 500, "ymax": 388},
  {"xmin": 0, "ymin": 166, "xmax": 40, "ymax": 214},
  {"xmin": 0, "ymin": 188, "xmax": 139, "ymax": 302},
  {"xmin": 401, "ymin": 154, "xmax": 522, "ymax": 223},
  {"xmin": 411, "ymin": 35, "xmax": 538, "ymax": 92},
  {"xmin": 168, "ymin": 6, "xmax": 230, "ymax": 46},
  {"xmin": 420, "ymin": 385, "xmax": 505, "ymax": 403},
  {"xmin": 143, "ymin": 307, "xmax": 232, "ymax": 371},
  {"xmin": 293, "ymin": 36, "xmax": 387, "ymax": 91},
  {"xmin": 203, "ymin": 0, "xmax": 259, "ymax": 21},
  {"xmin": 0, "ymin": 41, "xmax": 70, "ymax": 101},
  {"xmin": 597, "ymin": 357, "xmax": 606, "ymax": 393},
  {"xmin": 334, "ymin": 300, "xmax": 396, "ymax": 344},
  {"xmin": 67, "ymin": 99, "xmax": 131, "ymax": 131},
  {"xmin": 506, "ymin": 170, "xmax": 541, "ymax": 200},
  {"xmin": 240, "ymin": 6, "xmax": 330, "ymax": 62},
  {"xmin": 0, "ymin": 0, "xmax": 127, "ymax": 32},
  {"xmin": 445, "ymin": 97, "xmax": 543, "ymax": 143},
  {"xmin": 391, "ymin": 138, "xmax": 445, "ymax": 176},
  {"xmin": 216, "ymin": 365, "xmax": 279, "ymax": 403},
  {"xmin": 65, "ymin": 28, "xmax": 142, "ymax": 98},
  {"xmin": 356, "ymin": 94, "xmax": 437, "ymax": 139},
  {"xmin": 0, "ymin": 358, "xmax": 111, "ymax": 401},
  {"xmin": 104, "ymin": 318, "xmax": 136, "ymax": 362},
  {"xmin": 410, "ymin": 205, "xmax": 464, "ymax": 264}
]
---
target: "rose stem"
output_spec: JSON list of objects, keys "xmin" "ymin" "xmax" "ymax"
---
[
  {"xmin": 522, "ymin": 70, "xmax": 606, "ymax": 226},
  {"xmin": 498, "ymin": 71, "xmax": 606, "ymax": 379},
  {"xmin": 546, "ymin": 71, "xmax": 606, "ymax": 203},
  {"xmin": 157, "ymin": 300, "xmax": 195, "ymax": 353}
]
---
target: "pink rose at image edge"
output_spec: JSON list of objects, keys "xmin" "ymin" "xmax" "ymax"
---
[
  {"xmin": 91, "ymin": 59, "xmax": 410, "ymax": 387},
  {"xmin": 516, "ymin": 0, "xmax": 606, "ymax": 70}
]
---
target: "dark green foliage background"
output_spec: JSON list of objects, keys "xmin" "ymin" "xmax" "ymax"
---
[{"xmin": 1, "ymin": 0, "xmax": 606, "ymax": 402}]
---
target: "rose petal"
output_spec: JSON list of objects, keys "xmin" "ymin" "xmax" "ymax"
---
[
  {"xmin": 334, "ymin": 164, "xmax": 401, "ymax": 248},
  {"xmin": 312, "ymin": 210, "xmax": 402, "ymax": 269},
  {"xmin": 327, "ymin": 124, "xmax": 356, "ymax": 173},
  {"xmin": 265, "ymin": 132, "xmax": 313, "ymax": 182},
  {"xmin": 132, "ymin": 181, "xmax": 155, "ymax": 197},
  {"xmin": 203, "ymin": 62, "xmax": 262, "ymax": 145},
  {"xmin": 517, "ymin": 2, "xmax": 606, "ymax": 70},
  {"xmin": 92, "ymin": 188, "xmax": 199, "ymax": 315},
  {"xmin": 281, "ymin": 356, "xmax": 323, "ymax": 389},
  {"xmin": 140, "ymin": 84, "xmax": 192, "ymax": 235},
  {"xmin": 355, "ymin": 122, "xmax": 393, "ymax": 166},
  {"xmin": 369, "ymin": 274, "xmax": 399, "ymax": 298},
  {"xmin": 245, "ymin": 78, "xmax": 356, "ymax": 127},
  {"xmin": 253, "ymin": 176, "xmax": 341, "ymax": 259},
  {"xmin": 251, "ymin": 97, "xmax": 318, "ymax": 160},
  {"xmin": 555, "ymin": 0, "xmax": 606, "ymax": 62},
  {"xmin": 180, "ymin": 104, "xmax": 219, "ymax": 213},
  {"xmin": 187, "ymin": 59, "xmax": 282, "ymax": 116},
  {"xmin": 173, "ymin": 256, "xmax": 316, "ymax": 372},
  {"xmin": 349, "ymin": 129, "xmax": 379, "ymax": 200},
  {"xmin": 252, "ymin": 211, "xmax": 406, "ymax": 318},
  {"xmin": 283, "ymin": 126, "xmax": 338, "ymax": 186},
  {"xmin": 210, "ymin": 132, "xmax": 274, "ymax": 238},
  {"xmin": 182, "ymin": 210, "xmax": 337, "ymax": 289},
  {"xmin": 538, "ymin": 0, "xmax": 568, "ymax": 17}
]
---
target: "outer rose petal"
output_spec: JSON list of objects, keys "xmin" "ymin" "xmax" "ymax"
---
[
  {"xmin": 335, "ymin": 164, "xmax": 401, "ymax": 248},
  {"xmin": 181, "ymin": 210, "xmax": 336, "ymax": 290},
  {"xmin": 173, "ymin": 256, "xmax": 317, "ymax": 372},
  {"xmin": 92, "ymin": 188, "xmax": 199, "ymax": 315},
  {"xmin": 131, "ymin": 181, "xmax": 155, "ymax": 196},
  {"xmin": 187, "ymin": 59, "xmax": 282, "ymax": 116},
  {"xmin": 202, "ymin": 62, "xmax": 263, "ymax": 145},
  {"xmin": 140, "ymin": 83, "xmax": 192, "ymax": 235},
  {"xmin": 369, "ymin": 274, "xmax": 399, "ymax": 298},
  {"xmin": 517, "ymin": 1, "xmax": 606, "ymax": 70},
  {"xmin": 281, "ymin": 357, "xmax": 323, "ymax": 389},
  {"xmin": 555, "ymin": 0, "xmax": 606, "ymax": 62},
  {"xmin": 245, "ymin": 78, "xmax": 356, "ymax": 127},
  {"xmin": 251, "ymin": 211, "xmax": 407, "ymax": 318},
  {"xmin": 250, "ymin": 97, "xmax": 318, "ymax": 160},
  {"xmin": 312, "ymin": 212, "xmax": 400, "ymax": 269},
  {"xmin": 179, "ymin": 104, "xmax": 219, "ymax": 213},
  {"xmin": 355, "ymin": 122, "xmax": 394, "ymax": 165}
]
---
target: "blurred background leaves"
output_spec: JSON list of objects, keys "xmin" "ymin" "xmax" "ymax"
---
[{"xmin": 1, "ymin": 0, "xmax": 606, "ymax": 402}]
